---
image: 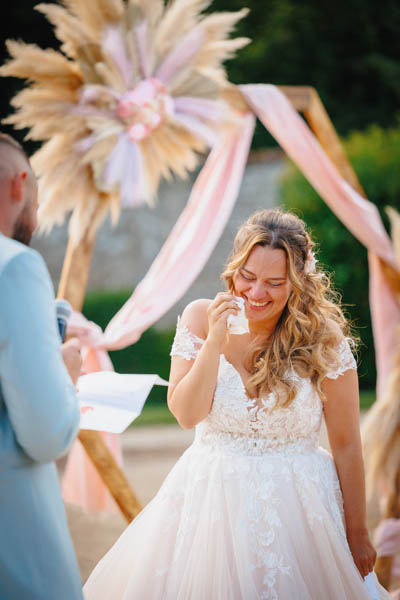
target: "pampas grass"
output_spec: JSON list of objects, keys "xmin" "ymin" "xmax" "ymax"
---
[{"xmin": 0, "ymin": 0, "xmax": 249, "ymax": 243}]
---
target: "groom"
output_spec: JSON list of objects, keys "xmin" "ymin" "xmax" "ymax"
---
[{"xmin": 0, "ymin": 133, "xmax": 83, "ymax": 599}]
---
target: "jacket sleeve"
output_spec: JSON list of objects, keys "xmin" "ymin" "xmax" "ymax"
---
[{"xmin": 0, "ymin": 248, "xmax": 80, "ymax": 463}]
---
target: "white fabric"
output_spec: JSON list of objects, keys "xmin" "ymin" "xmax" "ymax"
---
[
  {"xmin": 84, "ymin": 326, "xmax": 388, "ymax": 600},
  {"xmin": 227, "ymin": 296, "xmax": 250, "ymax": 335}
]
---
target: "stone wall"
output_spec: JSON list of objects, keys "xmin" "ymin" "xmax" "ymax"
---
[{"xmin": 32, "ymin": 153, "xmax": 287, "ymax": 329}]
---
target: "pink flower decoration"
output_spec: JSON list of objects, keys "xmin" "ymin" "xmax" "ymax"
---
[
  {"xmin": 128, "ymin": 123, "xmax": 148, "ymax": 141},
  {"xmin": 130, "ymin": 79, "xmax": 159, "ymax": 105},
  {"xmin": 116, "ymin": 78, "xmax": 174, "ymax": 142},
  {"xmin": 304, "ymin": 250, "xmax": 317, "ymax": 274}
]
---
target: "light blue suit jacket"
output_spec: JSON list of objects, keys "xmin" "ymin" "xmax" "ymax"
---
[{"xmin": 0, "ymin": 234, "xmax": 83, "ymax": 599}]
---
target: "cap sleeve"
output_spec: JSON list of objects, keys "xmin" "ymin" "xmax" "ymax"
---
[
  {"xmin": 170, "ymin": 317, "xmax": 205, "ymax": 361},
  {"xmin": 325, "ymin": 338, "xmax": 357, "ymax": 380}
]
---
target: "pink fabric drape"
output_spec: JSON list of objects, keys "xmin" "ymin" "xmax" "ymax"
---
[
  {"xmin": 63, "ymin": 432, "xmax": 123, "ymax": 512},
  {"xmin": 368, "ymin": 253, "xmax": 400, "ymax": 399}
]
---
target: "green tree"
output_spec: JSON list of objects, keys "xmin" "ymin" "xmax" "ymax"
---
[{"xmin": 214, "ymin": 0, "xmax": 400, "ymax": 145}]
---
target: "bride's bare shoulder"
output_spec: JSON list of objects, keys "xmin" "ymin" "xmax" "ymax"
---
[{"xmin": 179, "ymin": 299, "xmax": 211, "ymax": 340}]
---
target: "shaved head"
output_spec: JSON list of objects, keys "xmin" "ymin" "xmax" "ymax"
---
[
  {"xmin": 0, "ymin": 133, "xmax": 38, "ymax": 245},
  {"xmin": 0, "ymin": 134, "xmax": 30, "ymax": 179}
]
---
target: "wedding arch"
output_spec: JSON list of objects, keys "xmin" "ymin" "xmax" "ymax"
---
[{"xmin": 1, "ymin": 1, "xmax": 399, "ymax": 586}]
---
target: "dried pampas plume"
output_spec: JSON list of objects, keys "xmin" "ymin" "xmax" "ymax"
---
[{"xmin": 0, "ymin": 0, "xmax": 250, "ymax": 242}]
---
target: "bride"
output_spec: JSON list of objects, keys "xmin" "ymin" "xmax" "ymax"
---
[{"xmin": 84, "ymin": 209, "xmax": 389, "ymax": 599}]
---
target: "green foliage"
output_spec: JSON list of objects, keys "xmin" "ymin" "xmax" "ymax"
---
[
  {"xmin": 211, "ymin": 0, "xmax": 400, "ymax": 146},
  {"xmin": 280, "ymin": 124, "xmax": 400, "ymax": 388},
  {"xmin": 359, "ymin": 390, "xmax": 376, "ymax": 411},
  {"xmin": 82, "ymin": 290, "xmax": 175, "ymax": 406},
  {"xmin": 132, "ymin": 404, "xmax": 178, "ymax": 427}
]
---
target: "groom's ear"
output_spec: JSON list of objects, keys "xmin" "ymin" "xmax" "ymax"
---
[{"xmin": 10, "ymin": 172, "xmax": 28, "ymax": 204}]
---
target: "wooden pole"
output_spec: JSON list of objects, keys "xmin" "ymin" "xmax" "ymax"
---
[
  {"xmin": 77, "ymin": 430, "xmax": 142, "ymax": 522},
  {"xmin": 59, "ymin": 223, "xmax": 142, "ymax": 523},
  {"xmin": 278, "ymin": 85, "xmax": 312, "ymax": 113},
  {"xmin": 57, "ymin": 235, "xmax": 96, "ymax": 309}
]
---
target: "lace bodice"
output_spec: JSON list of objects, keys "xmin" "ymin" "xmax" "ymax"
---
[{"xmin": 170, "ymin": 323, "xmax": 357, "ymax": 455}]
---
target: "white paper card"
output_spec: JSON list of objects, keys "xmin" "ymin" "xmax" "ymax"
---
[
  {"xmin": 364, "ymin": 572, "xmax": 380, "ymax": 600},
  {"xmin": 77, "ymin": 371, "xmax": 168, "ymax": 433}
]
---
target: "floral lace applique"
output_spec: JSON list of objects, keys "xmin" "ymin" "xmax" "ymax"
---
[
  {"xmin": 198, "ymin": 355, "xmax": 323, "ymax": 452},
  {"xmin": 243, "ymin": 459, "xmax": 292, "ymax": 599},
  {"xmin": 325, "ymin": 338, "xmax": 357, "ymax": 380},
  {"xmin": 170, "ymin": 318, "xmax": 205, "ymax": 361}
]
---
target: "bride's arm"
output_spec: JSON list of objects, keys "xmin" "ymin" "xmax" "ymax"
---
[
  {"xmin": 168, "ymin": 294, "xmax": 238, "ymax": 429},
  {"xmin": 322, "ymin": 370, "xmax": 376, "ymax": 577}
]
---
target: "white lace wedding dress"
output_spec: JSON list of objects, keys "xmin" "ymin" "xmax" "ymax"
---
[{"xmin": 84, "ymin": 324, "xmax": 389, "ymax": 600}]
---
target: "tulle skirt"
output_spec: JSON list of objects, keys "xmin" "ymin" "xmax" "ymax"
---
[{"xmin": 84, "ymin": 440, "xmax": 389, "ymax": 599}]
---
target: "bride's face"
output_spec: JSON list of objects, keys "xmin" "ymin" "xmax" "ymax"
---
[{"xmin": 233, "ymin": 244, "xmax": 292, "ymax": 325}]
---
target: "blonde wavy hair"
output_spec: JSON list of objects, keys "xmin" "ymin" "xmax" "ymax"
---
[{"xmin": 222, "ymin": 208, "xmax": 356, "ymax": 406}]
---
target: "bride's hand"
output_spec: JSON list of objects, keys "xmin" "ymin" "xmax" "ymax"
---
[
  {"xmin": 206, "ymin": 292, "xmax": 239, "ymax": 349},
  {"xmin": 347, "ymin": 529, "xmax": 377, "ymax": 578}
]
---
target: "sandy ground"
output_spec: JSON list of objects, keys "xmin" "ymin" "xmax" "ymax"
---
[{"xmin": 63, "ymin": 422, "xmax": 335, "ymax": 584}]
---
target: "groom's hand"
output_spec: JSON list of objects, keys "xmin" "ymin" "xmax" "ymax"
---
[{"xmin": 61, "ymin": 338, "xmax": 82, "ymax": 385}]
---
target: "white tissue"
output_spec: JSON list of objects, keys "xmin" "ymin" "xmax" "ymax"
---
[{"xmin": 227, "ymin": 297, "xmax": 249, "ymax": 335}]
